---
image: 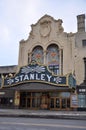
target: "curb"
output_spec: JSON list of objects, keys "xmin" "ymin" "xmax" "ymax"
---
[{"xmin": 0, "ymin": 114, "xmax": 86, "ymax": 120}]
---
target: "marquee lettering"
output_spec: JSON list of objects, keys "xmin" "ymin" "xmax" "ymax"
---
[
  {"xmin": 4, "ymin": 64, "xmax": 67, "ymax": 87},
  {"xmin": 46, "ymin": 75, "xmax": 52, "ymax": 82}
]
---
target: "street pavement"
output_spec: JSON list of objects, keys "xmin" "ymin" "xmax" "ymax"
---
[
  {"xmin": 0, "ymin": 117, "xmax": 86, "ymax": 130},
  {"xmin": 0, "ymin": 109, "xmax": 86, "ymax": 120}
]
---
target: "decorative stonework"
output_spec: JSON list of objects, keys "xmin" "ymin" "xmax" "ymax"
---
[
  {"xmin": 57, "ymin": 19, "xmax": 64, "ymax": 33},
  {"xmin": 40, "ymin": 20, "xmax": 51, "ymax": 37}
]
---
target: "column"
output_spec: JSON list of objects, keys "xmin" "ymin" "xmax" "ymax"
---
[
  {"xmin": 44, "ymin": 50, "xmax": 47, "ymax": 64},
  {"xmin": 60, "ymin": 49, "xmax": 63, "ymax": 75},
  {"xmin": 14, "ymin": 91, "xmax": 20, "ymax": 108}
]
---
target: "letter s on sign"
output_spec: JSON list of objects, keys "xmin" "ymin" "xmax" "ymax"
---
[{"xmin": 15, "ymin": 76, "xmax": 19, "ymax": 83}]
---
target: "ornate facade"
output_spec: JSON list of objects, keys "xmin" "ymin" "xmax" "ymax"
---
[{"xmin": 0, "ymin": 14, "xmax": 86, "ymax": 110}]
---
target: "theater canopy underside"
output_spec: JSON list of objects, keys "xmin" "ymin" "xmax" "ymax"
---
[{"xmin": 6, "ymin": 82, "xmax": 72, "ymax": 92}]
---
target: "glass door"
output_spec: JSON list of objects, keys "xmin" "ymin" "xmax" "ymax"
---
[
  {"xmin": 27, "ymin": 98, "xmax": 31, "ymax": 108},
  {"xmin": 20, "ymin": 92, "xmax": 26, "ymax": 108},
  {"xmin": 20, "ymin": 92, "xmax": 31, "ymax": 108},
  {"xmin": 50, "ymin": 98, "xmax": 54, "ymax": 108},
  {"xmin": 40, "ymin": 92, "xmax": 49, "ymax": 109},
  {"xmin": 32, "ymin": 98, "xmax": 41, "ymax": 108},
  {"xmin": 50, "ymin": 97, "xmax": 61, "ymax": 110},
  {"xmin": 61, "ymin": 98, "xmax": 66, "ymax": 109},
  {"xmin": 56, "ymin": 98, "xmax": 60, "ymax": 108},
  {"xmin": 50, "ymin": 97, "xmax": 70, "ymax": 110}
]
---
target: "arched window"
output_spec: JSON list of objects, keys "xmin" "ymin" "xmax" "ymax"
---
[
  {"xmin": 31, "ymin": 46, "xmax": 44, "ymax": 64},
  {"xmin": 47, "ymin": 44, "xmax": 59, "ymax": 74}
]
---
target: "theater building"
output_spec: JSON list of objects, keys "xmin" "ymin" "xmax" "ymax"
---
[{"xmin": 0, "ymin": 14, "xmax": 86, "ymax": 110}]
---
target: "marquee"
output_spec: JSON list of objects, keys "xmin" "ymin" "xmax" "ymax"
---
[{"xmin": 3, "ymin": 63, "xmax": 68, "ymax": 87}]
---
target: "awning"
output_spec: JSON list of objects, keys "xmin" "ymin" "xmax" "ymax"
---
[{"xmin": 7, "ymin": 82, "xmax": 72, "ymax": 92}]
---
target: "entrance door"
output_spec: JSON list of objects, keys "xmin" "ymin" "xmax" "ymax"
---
[
  {"xmin": 61, "ymin": 98, "xmax": 66, "ymax": 109},
  {"xmin": 32, "ymin": 97, "xmax": 41, "ymax": 108},
  {"xmin": 61, "ymin": 98, "xmax": 70, "ymax": 109},
  {"xmin": 50, "ymin": 97, "xmax": 70, "ymax": 110},
  {"xmin": 20, "ymin": 92, "xmax": 41, "ymax": 109},
  {"xmin": 40, "ymin": 93, "xmax": 49, "ymax": 109},
  {"xmin": 50, "ymin": 97, "xmax": 61, "ymax": 110},
  {"xmin": 20, "ymin": 92, "xmax": 31, "ymax": 108},
  {"xmin": 27, "ymin": 98, "xmax": 31, "ymax": 108},
  {"xmin": 56, "ymin": 98, "xmax": 60, "ymax": 108}
]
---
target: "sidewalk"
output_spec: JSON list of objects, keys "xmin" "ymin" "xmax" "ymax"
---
[{"xmin": 0, "ymin": 109, "xmax": 86, "ymax": 120}]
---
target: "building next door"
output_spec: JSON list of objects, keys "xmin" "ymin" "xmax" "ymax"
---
[{"xmin": 50, "ymin": 97, "xmax": 70, "ymax": 110}]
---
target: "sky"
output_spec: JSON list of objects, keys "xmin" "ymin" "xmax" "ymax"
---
[{"xmin": 0, "ymin": 0, "xmax": 86, "ymax": 66}]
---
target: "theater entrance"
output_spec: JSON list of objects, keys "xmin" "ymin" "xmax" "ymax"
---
[
  {"xmin": 19, "ymin": 91, "xmax": 71, "ymax": 110},
  {"xmin": 20, "ymin": 92, "xmax": 49, "ymax": 109},
  {"xmin": 50, "ymin": 97, "xmax": 70, "ymax": 110}
]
